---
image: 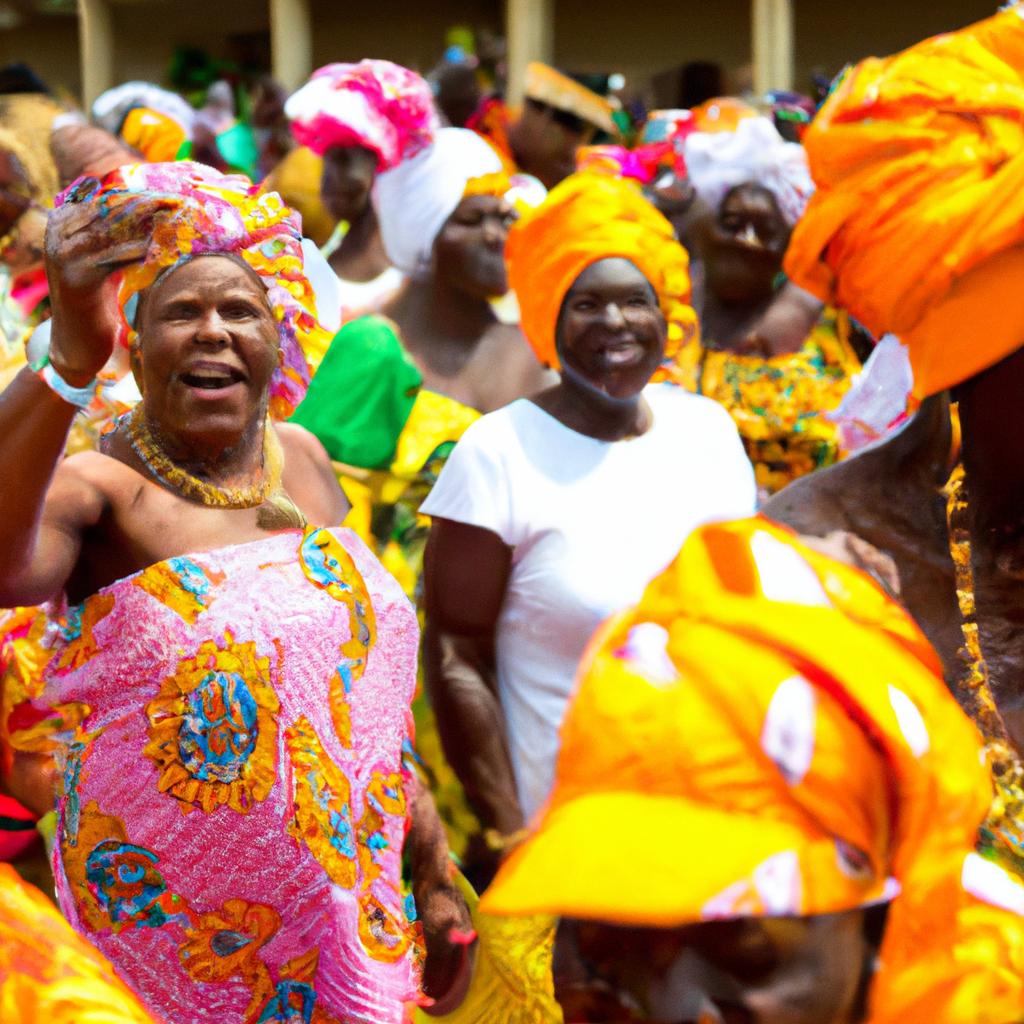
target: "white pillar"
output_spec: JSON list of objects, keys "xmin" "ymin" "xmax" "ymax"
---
[
  {"xmin": 78, "ymin": 0, "xmax": 115, "ymax": 109},
  {"xmin": 751, "ymin": 0, "xmax": 794, "ymax": 94},
  {"xmin": 270, "ymin": 0, "xmax": 313, "ymax": 94},
  {"xmin": 506, "ymin": 0, "xmax": 554, "ymax": 107}
]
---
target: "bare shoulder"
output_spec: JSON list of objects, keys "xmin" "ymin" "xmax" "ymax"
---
[
  {"xmin": 46, "ymin": 449, "xmax": 125, "ymax": 526},
  {"xmin": 277, "ymin": 421, "xmax": 350, "ymax": 527},
  {"xmin": 476, "ymin": 323, "xmax": 550, "ymax": 408}
]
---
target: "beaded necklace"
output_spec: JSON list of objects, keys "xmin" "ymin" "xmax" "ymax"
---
[
  {"xmin": 125, "ymin": 407, "xmax": 306, "ymax": 528},
  {"xmin": 943, "ymin": 460, "xmax": 1024, "ymax": 874}
]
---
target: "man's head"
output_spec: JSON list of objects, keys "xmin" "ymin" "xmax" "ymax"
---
[
  {"xmin": 320, "ymin": 143, "xmax": 377, "ymax": 223},
  {"xmin": 133, "ymin": 255, "xmax": 279, "ymax": 450},
  {"xmin": 483, "ymin": 518, "xmax": 1019, "ymax": 1022}
]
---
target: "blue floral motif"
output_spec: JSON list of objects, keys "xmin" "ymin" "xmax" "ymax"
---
[{"xmin": 178, "ymin": 670, "xmax": 259, "ymax": 783}]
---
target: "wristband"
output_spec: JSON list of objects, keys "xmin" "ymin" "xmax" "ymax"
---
[{"xmin": 33, "ymin": 354, "xmax": 97, "ymax": 409}]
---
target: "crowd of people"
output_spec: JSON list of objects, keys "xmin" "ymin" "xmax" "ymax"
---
[{"xmin": 2, "ymin": 6, "xmax": 1024, "ymax": 1023}]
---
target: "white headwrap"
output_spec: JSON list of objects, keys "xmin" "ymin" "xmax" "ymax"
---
[
  {"xmin": 372, "ymin": 127, "xmax": 504, "ymax": 275},
  {"xmin": 92, "ymin": 81, "xmax": 197, "ymax": 138},
  {"xmin": 683, "ymin": 116, "xmax": 813, "ymax": 226}
]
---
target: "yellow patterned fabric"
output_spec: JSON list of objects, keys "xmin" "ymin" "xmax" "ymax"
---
[
  {"xmin": 785, "ymin": 7, "xmax": 1024, "ymax": 398},
  {"xmin": 415, "ymin": 872, "xmax": 562, "ymax": 1024},
  {"xmin": 485, "ymin": 517, "xmax": 1024, "ymax": 1023},
  {"xmin": 674, "ymin": 308, "xmax": 860, "ymax": 495},
  {"xmin": 0, "ymin": 863, "xmax": 157, "ymax": 1023}
]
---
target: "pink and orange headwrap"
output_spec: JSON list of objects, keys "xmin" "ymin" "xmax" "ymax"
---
[
  {"xmin": 485, "ymin": 517, "xmax": 1024, "ymax": 1023},
  {"xmin": 286, "ymin": 60, "xmax": 438, "ymax": 171},
  {"xmin": 56, "ymin": 161, "xmax": 331, "ymax": 419},
  {"xmin": 506, "ymin": 170, "xmax": 696, "ymax": 372},
  {"xmin": 785, "ymin": 7, "xmax": 1024, "ymax": 398}
]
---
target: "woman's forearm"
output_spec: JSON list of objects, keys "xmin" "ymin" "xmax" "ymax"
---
[
  {"xmin": 0, "ymin": 366, "xmax": 77, "ymax": 577},
  {"xmin": 423, "ymin": 626, "xmax": 525, "ymax": 836}
]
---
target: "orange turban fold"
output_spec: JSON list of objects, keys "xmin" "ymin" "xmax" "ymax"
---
[
  {"xmin": 786, "ymin": 8, "xmax": 1024, "ymax": 398},
  {"xmin": 484, "ymin": 517, "xmax": 1024, "ymax": 1022},
  {"xmin": 506, "ymin": 170, "xmax": 697, "ymax": 371}
]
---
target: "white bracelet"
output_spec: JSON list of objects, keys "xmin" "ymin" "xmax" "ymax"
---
[{"xmin": 35, "ymin": 359, "xmax": 97, "ymax": 409}]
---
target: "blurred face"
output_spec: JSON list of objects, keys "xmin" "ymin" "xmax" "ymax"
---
[
  {"xmin": 556, "ymin": 257, "xmax": 666, "ymax": 399},
  {"xmin": 0, "ymin": 150, "xmax": 44, "ymax": 272},
  {"xmin": 556, "ymin": 910, "xmax": 873, "ymax": 1024},
  {"xmin": 700, "ymin": 184, "xmax": 790, "ymax": 305},
  {"xmin": 321, "ymin": 144, "xmax": 377, "ymax": 223},
  {"xmin": 518, "ymin": 100, "xmax": 596, "ymax": 189},
  {"xmin": 433, "ymin": 193, "xmax": 514, "ymax": 299},
  {"xmin": 135, "ymin": 256, "xmax": 279, "ymax": 448}
]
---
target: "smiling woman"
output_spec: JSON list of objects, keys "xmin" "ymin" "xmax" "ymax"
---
[
  {"xmin": 420, "ymin": 172, "xmax": 756, "ymax": 892},
  {"xmin": 0, "ymin": 161, "xmax": 470, "ymax": 1023}
]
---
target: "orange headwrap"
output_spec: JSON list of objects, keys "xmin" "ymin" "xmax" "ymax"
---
[
  {"xmin": 785, "ymin": 7, "xmax": 1024, "ymax": 398},
  {"xmin": 506, "ymin": 170, "xmax": 697, "ymax": 372},
  {"xmin": 484, "ymin": 517, "xmax": 1024, "ymax": 1022}
]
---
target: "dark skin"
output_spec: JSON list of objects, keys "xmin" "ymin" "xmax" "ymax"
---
[
  {"xmin": 762, "ymin": 391, "xmax": 1024, "ymax": 745},
  {"xmin": 694, "ymin": 184, "xmax": 824, "ymax": 358},
  {"xmin": 555, "ymin": 910, "xmax": 876, "ymax": 1023},
  {"xmin": 320, "ymin": 144, "xmax": 392, "ymax": 285},
  {"xmin": 0, "ymin": 200, "xmax": 469, "ymax": 1001},
  {"xmin": 508, "ymin": 99, "xmax": 596, "ymax": 190},
  {"xmin": 423, "ymin": 258, "xmax": 666, "ymax": 888},
  {"xmin": 383, "ymin": 193, "xmax": 549, "ymax": 414}
]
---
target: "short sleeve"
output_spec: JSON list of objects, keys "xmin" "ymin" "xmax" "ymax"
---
[
  {"xmin": 702, "ymin": 399, "xmax": 759, "ymax": 516},
  {"xmin": 420, "ymin": 415, "xmax": 517, "ymax": 545}
]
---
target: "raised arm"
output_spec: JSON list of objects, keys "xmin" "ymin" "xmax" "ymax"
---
[
  {"xmin": 0, "ymin": 187, "xmax": 152, "ymax": 606},
  {"xmin": 422, "ymin": 516, "xmax": 521, "ymax": 885}
]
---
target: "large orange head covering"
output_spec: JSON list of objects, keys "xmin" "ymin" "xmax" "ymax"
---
[
  {"xmin": 785, "ymin": 7, "xmax": 1024, "ymax": 399},
  {"xmin": 506, "ymin": 170, "xmax": 697, "ymax": 372},
  {"xmin": 484, "ymin": 517, "xmax": 1024, "ymax": 1022}
]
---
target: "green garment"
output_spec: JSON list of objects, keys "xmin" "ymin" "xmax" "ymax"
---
[{"xmin": 290, "ymin": 315, "xmax": 421, "ymax": 469}]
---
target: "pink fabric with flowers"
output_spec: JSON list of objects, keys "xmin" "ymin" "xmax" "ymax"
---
[
  {"xmin": 45, "ymin": 527, "xmax": 420, "ymax": 1023},
  {"xmin": 286, "ymin": 60, "xmax": 439, "ymax": 171}
]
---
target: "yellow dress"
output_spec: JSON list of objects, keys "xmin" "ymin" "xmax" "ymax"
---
[{"xmin": 675, "ymin": 307, "xmax": 860, "ymax": 495}]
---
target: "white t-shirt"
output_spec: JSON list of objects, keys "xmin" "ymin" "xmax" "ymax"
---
[{"xmin": 421, "ymin": 383, "xmax": 756, "ymax": 820}]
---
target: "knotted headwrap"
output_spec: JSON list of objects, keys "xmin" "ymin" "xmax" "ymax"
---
[
  {"xmin": 372, "ymin": 126, "xmax": 507, "ymax": 276},
  {"xmin": 484, "ymin": 517, "xmax": 1024, "ymax": 1023},
  {"xmin": 286, "ymin": 60, "xmax": 438, "ymax": 171},
  {"xmin": 56, "ymin": 161, "xmax": 332, "ymax": 419},
  {"xmin": 92, "ymin": 82, "xmax": 196, "ymax": 163},
  {"xmin": 785, "ymin": 7, "xmax": 1024, "ymax": 398},
  {"xmin": 506, "ymin": 170, "xmax": 697, "ymax": 372},
  {"xmin": 684, "ymin": 115, "xmax": 814, "ymax": 226}
]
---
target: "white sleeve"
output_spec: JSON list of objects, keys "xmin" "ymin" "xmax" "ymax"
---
[
  {"xmin": 419, "ymin": 419, "xmax": 516, "ymax": 545},
  {"xmin": 701, "ymin": 400, "xmax": 758, "ymax": 517}
]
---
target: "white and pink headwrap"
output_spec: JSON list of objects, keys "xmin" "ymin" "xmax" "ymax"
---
[
  {"xmin": 683, "ymin": 116, "xmax": 813, "ymax": 226},
  {"xmin": 285, "ymin": 60, "xmax": 439, "ymax": 171}
]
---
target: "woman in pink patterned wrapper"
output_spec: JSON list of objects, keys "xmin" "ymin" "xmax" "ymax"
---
[{"xmin": 0, "ymin": 160, "xmax": 470, "ymax": 1024}]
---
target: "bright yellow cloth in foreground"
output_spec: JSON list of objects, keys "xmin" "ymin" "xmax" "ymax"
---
[
  {"xmin": 786, "ymin": 6, "xmax": 1024, "ymax": 398},
  {"xmin": 0, "ymin": 864, "xmax": 157, "ymax": 1023},
  {"xmin": 485, "ymin": 517, "xmax": 1024, "ymax": 1023}
]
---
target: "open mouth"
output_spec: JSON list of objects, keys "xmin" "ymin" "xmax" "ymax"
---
[{"xmin": 179, "ymin": 364, "xmax": 246, "ymax": 392}]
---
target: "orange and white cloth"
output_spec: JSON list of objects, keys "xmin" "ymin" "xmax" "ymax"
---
[
  {"xmin": 484, "ymin": 517, "xmax": 1024, "ymax": 1023},
  {"xmin": 506, "ymin": 170, "xmax": 697, "ymax": 373},
  {"xmin": 785, "ymin": 6, "xmax": 1024, "ymax": 398}
]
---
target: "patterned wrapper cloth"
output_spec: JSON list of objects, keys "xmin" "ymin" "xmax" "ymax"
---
[
  {"xmin": 40, "ymin": 527, "xmax": 420, "ymax": 1023},
  {"xmin": 484, "ymin": 517, "xmax": 1024, "ymax": 1023}
]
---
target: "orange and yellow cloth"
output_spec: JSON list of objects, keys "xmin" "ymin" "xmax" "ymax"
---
[
  {"xmin": 0, "ymin": 863, "xmax": 158, "ymax": 1023},
  {"xmin": 484, "ymin": 517, "xmax": 1024, "ymax": 1023},
  {"xmin": 506, "ymin": 170, "xmax": 697, "ymax": 374},
  {"xmin": 786, "ymin": 6, "xmax": 1024, "ymax": 398},
  {"xmin": 674, "ymin": 308, "xmax": 861, "ymax": 494}
]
